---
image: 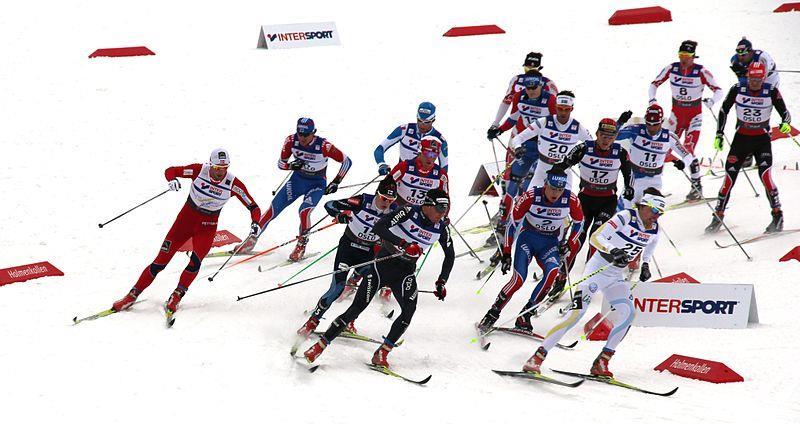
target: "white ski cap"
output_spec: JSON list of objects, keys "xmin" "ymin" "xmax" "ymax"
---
[
  {"xmin": 556, "ymin": 94, "xmax": 574, "ymax": 108},
  {"xmin": 210, "ymin": 148, "xmax": 230, "ymax": 167},
  {"xmin": 640, "ymin": 193, "xmax": 666, "ymax": 214}
]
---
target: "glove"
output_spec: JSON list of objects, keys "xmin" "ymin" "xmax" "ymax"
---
[
  {"xmin": 168, "ymin": 179, "xmax": 181, "ymax": 191},
  {"xmin": 558, "ymin": 240, "xmax": 570, "ymax": 257},
  {"xmin": 780, "ymin": 122, "xmax": 792, "ymax": 134},
  {"xmin": 639, "ymin": 262, "xmax": 652, "ymax": 282},
  {"xmin": 702, "ymin": 98, "xmax": 715, "ymax": 109},
  {"xmin": 618, "ymin": 110, "xmax": 633, "ymax": 126},
  {"xmin": 730, "ymin": 63, "xmax": 747, "ymax": 77},
  {"xmin": 513, "ymin": 145, "xmax": 527, "ymax": 159},
  {"xmin": 713, "ymin": 133, "xmax": 724, "ymax": 152},
  {"xmin": 487, "ymin": 125, "xmax": 503, "ymax": 140},
  {"xmin": 335, "ymin": 212, "xmax": 351, "ymax": 224},
  {"xmin": 434, "ymin": 278, "xmax": 447, "ymax": 301},
  {"xmin": 500, "ymin": 251, "xmax": 513, "ymax": 275},
  {"xmin": 402, "ymin": 242, "xmax": 423, "ymax": 258},
  {"xmin": 378, "ymin": 163, "xmax": 391, "ymax": 176},
  {"xmin": 249, "ymin": 222, "xmax": 261, "ymax": 238},
  {"xmin": 609, "ymin": 248, "xmax": 629, "ymax": 267},
  {"xmin": 671, "ymin": 160, "xmax": 685, "ymax": 171},
  {"xmin": 324, "ymin": 180, "xmax": 340, "ymax": 195},
  {"xmin": 622, "ymin": 186, "xmax": 634, "ymax": 201},
  {"xmin": 289, "ymin": 160, "xmax": 305, "ymax": 171},
  {"xmin": 648, "ymin": 98, "xmax": 657, "ymax": 106}
]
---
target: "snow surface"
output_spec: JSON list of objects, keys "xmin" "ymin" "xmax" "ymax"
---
[{"xmin": 2, "ymin": 1, "xmax": 799, "ymax": 423}]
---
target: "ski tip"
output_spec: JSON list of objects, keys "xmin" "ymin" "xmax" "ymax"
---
[
  {"xmin": 418, "ymin": 375, "xmax": 433, "ymax": 384},
  {"xmin": 309, "ymin": 365, "xmax": 320, "ymax": 373},
  {"xmin": 563, "ymin": 340, "xmax": 578, "ymax": 349},
  {"xmin": 663, "ymin": 387, "xmax": 679, "ymax": 396},
  {"xmin": 71, "ymin": 316, "xmax": 78, "ymax": 324},
  {"xmin": 386, "ymin": 310, "xmax": 394, "ymax": 319},
  {"xmin": 482, "ymin": 342, "xmax": 491, "ymax": 351}
]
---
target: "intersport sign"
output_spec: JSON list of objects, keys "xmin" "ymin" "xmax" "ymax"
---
[
  {"xmin": 257, "ymin": 22, "xmax": 341, "ymax": 49},
  {"xmin": 601, "ymin": 282, "xmax": 758, "ymax": 329}
]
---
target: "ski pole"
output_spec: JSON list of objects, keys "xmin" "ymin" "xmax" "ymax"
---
[
  {"xmin": 338, "ymin": 179, "xmax": 380, "ymax": 190},
  {"xmin": 415, "ymin": 242, "xmax": 436, "ymax": 276},
  {"xmin": 449, "ymin": 224, "xmax": 484, "ymax": 263},
  {"xmin": 98, "ymin": 189, "xmax": 169, "ymax": 228},
  {"xmin": 208, "ymin": 237, "xmax": 251, "ymax": 282},
  {"xmin": 237, "ymin": 252, "xmax": 404, "ymax": 301},
  {"xmin": 305, "ymin": 174, "xmax": 382, "ymax": 233},
  {"xmin": 775, "ymin": 69, "xmax": 800, "ymax": 73},
  {"xmin": 705, "ymin": 103, "xmax": 759, "ymax": 197},
  {"xmin": 651, "ymin": 255, "xmax": 664, "ymax": 278},
  {"xmin": 472, "ymin": 264, "xmax": 612, "ymax": 342},
  {"xmin": 272, "ymin": 172, "xmax": 292, "ymax": 195},
  {"xmin": 658, "ymin": 224, "xmax": 681, "ymax": 256},
  {"xmin": 452, "ymin": 161, "xmax": 513, "ymax": 226},
  {"xmin": 276, "ymin": 245, "xmax": 338, "ymax": 287},
  {"xmin": 482, "ymin": 200, "xmax": 503, "ymax": 249},
  {"xmin": 678, "ymin": 169, "xmax": 752, "ymax": 261},
  {"xmin": 476, "ymin": 265, "xmax": 497, "ymax": 295}
]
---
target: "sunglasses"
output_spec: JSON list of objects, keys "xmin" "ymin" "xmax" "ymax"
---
[
  {"xmin": 421, "ymin": 150, "xmax": 438, "ymax": 158},
  {"xmin": 678, "ymin": 52, "xmax": 694, "ymax": 58},
  {"xmin": 736, "ymin": 49, "xmax": 750, "ymax": 56},
  {"xmin": 418, "ymin": 118, "xmax": 435, "ymax": 124},
  {"xmin": 211, "ymin": 165, "xmax": 229, "ymax": 171},
  {"xmin": 431, "ymin": 203, "xmax": 449, "ymax": 213},
  {"xmin": 650, "ymin": 207, "xmax": 664, "ymax": 216},
  {"xmin": 377, "ymin": 193, "xmax": 397, "ymax": 202}
]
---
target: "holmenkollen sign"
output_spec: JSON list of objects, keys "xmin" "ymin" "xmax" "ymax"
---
[
  {"xmin": 257, "ymin": 22, "xmax": 341, "ymax": 49},
  {"xmin": 601, "ymin": 282, "xmax": 758, "ymax": 329}
]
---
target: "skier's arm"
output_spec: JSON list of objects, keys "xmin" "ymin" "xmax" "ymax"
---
[
  {"xmin": 772, "ymin": 88, "xmax": 792, "ymax": 124},
  {"xmin": 372, "ymin": 206, "xmax": 413, "ymax": 248},
  {"xmin": 438, "ymin": 137, "xmax": 449, "ymax": 172},
  {"xmin": 231, "ymin": 178, "xmax": 262, "ymax": 222},
  {"xmin": 510, "ymin": 118, "xmax": 543, "ymax": 149},
  {"xmin": 498, "ymin": 92, "xmax": 522, "ymax": 132},
  {"xmin": 700, "ymin": 68, "xmax": 724, "ymax": 106},
  {"xmin": 716, "ymin": 86, "xmax": 738, "ymax": 133},
  {"xmin": 641, "ymin": 230, "xmax": 661, "ymax": 264},
  {"xmin": 590, "ymin": 211, "xmax": 631, "ymax": 254},
  {"xmin": 388, "ymin": 161, "xmax": 408, "ymax": 184},
  {"xmin": 277, "ymin": 136, "xmax": 295, "ymax": 170},
  {"xmin": 492, "ymin": 77, "xmax": 517, "ymax": 126},
  {"xmin": 164, "ymin": 164, "xmax": 202, "ymax": 181},
  {"xmin": 648, "ymin": 65, "xmax": 671, "ymax": 103},
  {"xmin": 554, "ymin": 142, "xmax": 587, "ymax": 168},
  {"xmin": 322, "ymin": 141, "xmax": 352, "ymax": 183},
  {"xmin": 567, "ymin": 194, "xmax": 584, "ymax": 245},
  {"xmin": 324, "ymin": 194, "xmax": 364, "ymax": 216},
  {"xmin": 619, "ymin": 148, "xmax": 633, "ymax": 192},
  {"xmin": 437, "ymin": 224, "xmax": 455, "ymax": 282},
  {"xmin": 504, "ymin": 189, "xmax": 534, "ymax": 251}
]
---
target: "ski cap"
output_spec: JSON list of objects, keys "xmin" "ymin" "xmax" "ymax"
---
[
  {"xmin": 736, "ymin": 37, "xmax": 752, "ymax": 55},
  {"xmin": 420, "ymin": 135, "xmax": 441, "ymax": 158},
  {"xmin": 296, "ymin": 117, "xmax": 316, "ymax": 136},
  {"xmin": 545, "ymin": 168, "xmax": 568, "ymax": 189},
  {"xmin": 747, "ymin": 61, "xmax": 766, "ymax": 79},
  {"xmin": 522, "ymin": 74, "xmax": 543, "ymax": 88},
  {"xmin": 555, "ymin": 91, "xmax": 575, "ymax": 108},
  {"xmin": 678, "ymin": 40, "xmax": 698, "ymax": 57},
  {"xmin": 645, "ymin": 104, "xmax": 664, "ymax": 125},
  {"xmin": 640, "ymin": 192, "xmax": 666, "ymax": 215},
  {"xmin": 210, "ymin": 148, "xmax": 230, "ymax": 167},
  {"xmin": 417, "ymin": 102, "xmax": 436, "ymax": 122},
  {"xmin": 423, "ymin": 188, "xmax": 450, "ymax": 213},
  {"xmin": 597, "ymin": 118, "xmax": 618, "ymax": 135},
  {"xmin": 377, "ymin": 177, "xmax": 398, "ymax": 199},
  {"xmin": 523, "ymin": 52, "xmax": 543, "ymax": 69}
]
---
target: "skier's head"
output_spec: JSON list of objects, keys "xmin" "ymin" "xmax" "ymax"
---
[
  {"xmin": 678, "ymin": 40, "xmax": 698, "ymax": 66},
  {"xmin": 422, "ymin": 188, "xmax": 449, "ymax": 222},
  {"xmin": 747, "ymin": 61, "xmax": 766, "ymax": 91},
  {"xmin": 544, "ymin": 168, "xmax": 568, "ymax": 202},
  {"xmin": 523, "ymin": 51, "xmax": 543, "ymax": 72},
  {"xmin": 637, "ymin": 187, "xmax": 666, "ymax": 227},
  {"xmin": 296, "ymin": 117, "xmax": 316, "ymax": 145},
  {"xmin": 596, "ymin": 118, "xmax": 618, "ymax": 149},
  {"xmin": 375, "ymin": 177, "xmax": 398, "ymax": 210},
  {"xmin": 735, "ymin": 37, "xmax": 754, "ymax": 63},
  {"xmin": 644, "ymin": 104, "xmax": 664, "ymax": 134},
  {"xmin": 209, "ymin": 148, "xmax": 230, "ymax": 182},
  {"xmin": 555, "ymin": 90, "xmax": 575, "ymax": 123},
  {"xmin": 417, "ymin": 135, "xmax": 441, "ymax": 170},
  {"xmin": 417, "ymin": 101, "xmax": 436, "ymax": 132},
  {"xmin": 522, "ymin": 71, "xmax": 544, "ymax": 98}
]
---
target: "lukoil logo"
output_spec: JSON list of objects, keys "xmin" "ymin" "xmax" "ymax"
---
[{"xmin": 635, "ymin": 298, "xmax": 738, "ymax": 314}]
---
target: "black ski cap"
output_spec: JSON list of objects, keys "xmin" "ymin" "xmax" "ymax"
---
[
  {"xmin": 423, "ymin": 188, "xmax": 450, "ymax": 211},
  {"xmin": 377, "ymin": 177, "xmax": 398, "ymax": 199},
  {"xmin": 678, "ymin": 40, "xmax": 698, "ymax": 57},
  {"xmin": 524, "ymin": 52, "xmax": 543, "ymax": 69}
]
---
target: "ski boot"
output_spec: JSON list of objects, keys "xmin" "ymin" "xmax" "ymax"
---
[
  {"xmin": 477, "ymin": 307, "xmax": 500, "ymax": 332},
  {"xmin": 686, "ymin": 178, "xmax": 703, "ymax": 201},
  {"xmin": 345, "ymin": 320, "xmax": 358, "ymax": 335},
  {"xmin": 379, "ymin": 287, "xmax": 392, "ymax": 303},
  {"xmin": 112, "ymin": 288, "xmax": 139, "ymax": 312},
  {"xmin": 546, "ymin": 273, "xmax": 567, "ymax": 299},
  {"xmin": 165, "ymin": 287, "xmax": 186, "ymax": 314},
  {"xmin": 704, "ymin": 212, "xmax": 724, "ymax": 234},
  {"xmin": 522, "ymin": 346, "xmax": 548, "ymax": 373},
  {"xmin": 297, "ymin": 316, "xmax": 320, "ymax": 338},
  {"xmin": 235, "ymin": 235, "xmax": 257, "ymax": 254},
  {"xmin": 514, "ymin": 314, "xmax": 533, "ymax": 332},
  {"xmin": 289, "ymin": 235, "xmax": 308, "ymax": 262},
  {"xmin": 590, "ymin": 349, "xmax": 615, "ymax": 378},
  {"xmin": 303, "ymin": 339, "xmax": 327, "ymax": 363},
  {"xmin": 765, "ymin": 210, "xmax": 784, "ymax": 234},
  {"xmin": 338, "ymin": 273, "xmax": 361, "ymax": 301},
  {"xmin": 371, "ymin": 343, "xmax": 392, "ymax": 368}
]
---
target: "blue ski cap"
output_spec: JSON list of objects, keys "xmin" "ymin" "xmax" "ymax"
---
[
  {"xmin": 522, "ymin": 75, "xmax": 543, "ymax": 88},
  {"xmin": 296, "ymin": 117, "xmax": 316, "ymax": 136},
  {"xmin": 546, "ymin": 169, "xmax": 568, "ymax": 189},
  {"xmin": 417, "ymin": 102, "xmax": 436, "ymax": 122}
]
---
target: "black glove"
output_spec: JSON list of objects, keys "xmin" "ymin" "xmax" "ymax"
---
[
  {"xmin": 564, "ymin": 143, "xmax": 587, "ymax": 165},
  {"xmin": 325, "ymin": 180, "xmax": 340, "ymax": 195},
  {"xmin": 513, "ymin": 145, "xmax": 527, "ymax": 159},
  {"xmin": 289, "ymin": 160, "xmax": 305, "ymax": 171},
  {"xmin": 609, "ymin": 248, "xmax": 629, "ymax": 267},
  {"xmin": 378, "ymin": 163, "xmax": 391, "ymax": 176},
  {"xmin": 617, "ymin": 110, "xmax": 633, "ymax": 126},
  {"xmin": 434, "ymin": 278, "xmax": 447, "ymax": 301},
  {"xmin": 671, "ymin": 159, "xmax": 685, "ymax": 171},
  {"xmin": 500, "ymin": 251, "xmax": 513, "ymax": 275},
  {"xmin": 730, "ymin": 63, "xmax": 747, "ymax": 78},
  {"xmin": 249, "ymin": 221, "xmax": 261, "ymax": 238},
  {"xmin": 335, "ymin": 212, "xmax": 351, "ymax": 224},
  {"xmin": 622, "ymin": 186, "xmax": 634, "ymax": 201},
  {"xmin": 639, "ymin": 262, "xmax": 652, "ymax": 282},
  {"xmin": 558, "ymin": 240, "xmax": 570, "ymax": 257},
  {"xmin": 487, "ymin": 125, "xmax": 503, "ymax": 140}
]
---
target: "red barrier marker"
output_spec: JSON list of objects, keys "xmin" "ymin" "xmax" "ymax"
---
[
  {"xmin": 584, "ymin": 313, "xmax": 612, "ymax": 341},
  {"xmin": 443, "ymin": 25, "xmax": 505, "ymax": 37},
  {"xmin": 779, "ymin": 246, "xmax": 800, "ymax": 262},
  {"xmin": 771, "ymin": 124, "xmax": 799, "ymax": 140},
  {"xmin": 774, "ymin": 2, "xmax": 800, "ymax": 12},
  {"xmin": 609, "ymin": 6, "xmax": 672, "ymax": 26},
  {"xmin": 653, "ymin": 272, "xmax": 700, "ymax": 284},
  {"xmin": 655, "ymin": 354, "xmax": 743, "ymax": 383},
  {"xmin": 178, "ymin": 230, "xmax": 242, "ymax": 252},
  {"xmin": 89, "ymin": 46, "xmax": 155, "ymax": 58},
  {"xmin": 0, "ymin": 261, "xmax": 64, "ymax": 286}
]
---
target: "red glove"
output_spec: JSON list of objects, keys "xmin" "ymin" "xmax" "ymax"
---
[
  {"xmin": 434, "ymin": 278, "xmax": 447, "ymax": 301},
  {"xmin": 403, "ymin": 242, "xmax": 423, "ymax": 258}
]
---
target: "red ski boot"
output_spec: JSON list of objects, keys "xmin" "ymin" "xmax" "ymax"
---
[
  {"xmin": 297, "ymin": 316, "xmax": 320, "ymax": 337},
  {"xmin": 112, "ymin": 289, "xmax": 139, "ymax": 312},
  {"xmin": 303, "ymin": 339, "xmax": 327, "ymax": 363},
  {"xmin": 590, "ymin": 349, "xmax": 615, "ymax": 378},
  {"xmin": 345, "ymin": 320, "xmax": 358, "ymax": 335},
  {"xmin": 522, "ymin": 346, "xmax": 548, "ymax": 374},
  {"xmin": 371, "ymin": 343, "xmax": 392, "ymax": 368},
  {"xmin": 289, "ymin": 235, "xmax": 308, "ymax": 262},
  {"xmin": 236, "ymin": 235, "xmax": 257, "ymax": 254},
  {"xmin": 165, "ymin": 288, "xmax": 186, "ymax": 314},
  {"xmin": 379, "ymin": 287, "xmax": 392, "ymax": 303}
]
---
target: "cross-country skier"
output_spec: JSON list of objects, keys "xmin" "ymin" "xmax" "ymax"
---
[
  {"xmin": 294, "ymin": 178, "xmax": 398, "ymax": 340},
  {"xmin": 616, "ymin": 104, "xmax": 701, "ymax": 207},
  {"xmin": 488, "ymin": 52, "xmax": 558, "ymax": 136},
  {"xmin": 648, "ymin": 40, "xmax": 723, "ymax": 163},
  {"xmin": 729, "ymin": 37, "xmax": 780, "ymax": 88},
  {"xmin": 705, "ymin": 62, "xmax": 792, "ymax": 234},
  {"xmin": 237, "ymin": 118, "xmax": 352, "ymax": 261},
  {"xmin": 477, "ymin": 168, "xmax": 583, "ymax": 332},
  {"xmin": 522, "ymin": 188, "xmax": 665, "ymax": 377},
  {"xmin": 389, "ymin": 135, "xmax": 449, "ymax": 207},
  {"xmin": 374, "ymin": 102, "xmax": 448, "ymax": 175},
  {"xmin": 110, "ymin": 148, "xmax": 261, "ymax": 316},
  {"xmin": 303, "ymin": 189, "xmax": 455, "ymax": 368}
]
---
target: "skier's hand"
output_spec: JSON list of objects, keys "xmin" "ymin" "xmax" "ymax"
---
[
  {"xmin": 558, "ymin": 240, "xmax": 570, "ymax": 257},
  {"xmin": 730, "ymin": 63, "xmax": 747, "ymax": 77},
  {"xmin": 402, "ymin": 242, "xmax": 423, "ymax": 258},
  {"xmin": 780, "ymin": 122, "xmax": 792, "ymax": 134},
  {"xmin": 378, "ymin": 163, "xmax": 391, "ymax": 176},
  {"xmin": 324, "ymin": 181, "xmax": 340, "ymax": 195},
  {"xmin": 639, "ymin": 262, "xmax": 652, "ymax": 282},
  {"xmin": 249, "ymin": 221, "xmax": 261, "ymax": 238},
  {"xmin": 671, "ymin": 159, "xmax": 685, "ymax": 171},
  {"xmin": 500, "ymin": 251, "xmax": 513, "ymax": 275},
  {"xmin": 713, "ymin": 133, "xmax": 725, "ymax": 151},
  {"xmin": 617, "ymin": 110, "xmax": 633, "ymax": 126},
  {"xmin": 335, "ymin": 212, "xmax": 351, "ymax": 224},
  {"xmin": 702, "ymin": 98, "xmax": 715, "ymax": 110},
  {"xmin": 168, "ymin": 179, "xmax": 181, "ymax": 191},
  {"xmin": 513, "ymin": 145, "xmax": 527, "ymax": 159},
  {"xmin": 487, "ymin": 125, "xmax": 503, "ymax": 140},
  {"xmin": 289, "ymin": 160, "xmax": 305, "ymax": 171},
  {"xmin": 622, "ymin": 186, "xmax": 634, "ymax": 201},
  {"xmin": 610, "ymin": 248, "xmax": 629, "ymax": 267},
  {"xmin": 434, "ymin": 278, "xmax": 447, "ymax": 301}
]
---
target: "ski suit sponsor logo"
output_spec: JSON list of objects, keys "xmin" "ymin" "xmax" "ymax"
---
[
  {"xmin": 635, "ymin": 298, "xmax": 738, "ymax": 314},
  {"xmin": 409, "ymin": 224, "xmax": 433, "ymax": 240}
]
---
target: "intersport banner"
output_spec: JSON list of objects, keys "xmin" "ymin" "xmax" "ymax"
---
[
  {"xmin": 601, "ymin": 282, "xmax": 758, "ymax": 329},
  {"xmin": 257, "ymin": 22, "xmax": 341, "ymax": 49}
]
